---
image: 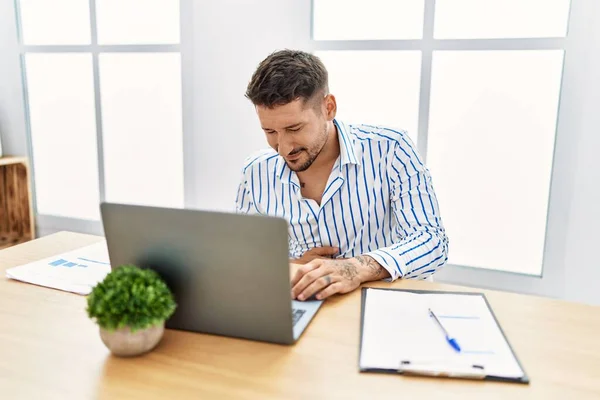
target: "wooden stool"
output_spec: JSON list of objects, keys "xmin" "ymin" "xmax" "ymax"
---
[{"xmin": 0, "ymin": 157, "xmax": 35, "ymax": 249}]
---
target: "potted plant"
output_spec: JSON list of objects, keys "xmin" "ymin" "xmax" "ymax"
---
[{"xmin": 86, "ymin": 264, "xmax": 177, "ymax": 357}]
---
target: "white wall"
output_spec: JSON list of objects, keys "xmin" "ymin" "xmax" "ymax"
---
[
  {"xmin": 562, "ymin": 0, "xmax": 600, "ymax": 305},
  {"xmin": 0, "ymin": 0, "xmax": 28, "ymax": 157},
  {"xmin": 188, "ymin": 0, "xmax": 312, "ymax": 211}
]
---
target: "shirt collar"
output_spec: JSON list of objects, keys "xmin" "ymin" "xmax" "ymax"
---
[
  {"xmin": 279, "ymin": 160, "xmax": 299, "ymax": 187},
  {"xmin": 334, "ymin": 119, "xmax": 361, "ymax": 168}
]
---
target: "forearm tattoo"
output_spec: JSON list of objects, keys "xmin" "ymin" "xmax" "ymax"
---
[
  {"xmin": 355, "ymin": 255, "xmax": 385, "ymax": 278},
  {"xmin": 338, "ymin": 261, "xmax": 359, "ymax": 280}
]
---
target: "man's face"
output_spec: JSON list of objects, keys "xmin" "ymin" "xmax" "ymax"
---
[{"xmin": 256, "ymin": 98, "xmax": 329, "ymax": 172}]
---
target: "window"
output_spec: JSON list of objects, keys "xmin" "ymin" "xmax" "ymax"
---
[
  {"xmin": 315, "ymin": 51, "xmax": 422, "ymax": 143},
  {"xmin": 434, "ymin": 0, "xmax": 570, "ymax": 39},
  {"xmin": 25, "ymin": 53, "xmax": 99, "ymax": 219},
  {"xmin": 313, "ymin": 0, "xmax": 424, "ymax": 40},
  {"xmin": 313, "ymin": 0, "xmax": 570, "ymax": 277},
  {"xmin": 95, "ymin": 0, "xmax": 180, "ymax": 45},
  {"xmin": 19, "ymin": 0, "xmax": 92, "ymax": 45},
  {"xmin": 427, "ymin": 50, "xmax": 563, "ymax": 275},
  {"xmin": 99, "ymin": 53, "xmax": 183, "ymax": 208},
  {"xmin": 17, "ymin": 0, "xmax": 183, "ymax": 223}
]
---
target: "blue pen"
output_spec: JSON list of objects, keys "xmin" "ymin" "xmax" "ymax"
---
[{"xmin": 429, "ymin": 308, "xmax": 461, "ymax": 352}]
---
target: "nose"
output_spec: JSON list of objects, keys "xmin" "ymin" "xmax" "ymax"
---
[{"xmin": 276, "ymin": 134, "xmax": 294, "ymax": 156}]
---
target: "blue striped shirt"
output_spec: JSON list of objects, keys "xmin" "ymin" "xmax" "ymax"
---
[{"xmin": 235, "ymin": 120, "xmax": 449, "ymax": 280}]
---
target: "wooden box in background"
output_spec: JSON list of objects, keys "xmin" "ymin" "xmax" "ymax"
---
[{"xmin": 0, "ymin": 157, "xmax": 35, "ymax": 250}]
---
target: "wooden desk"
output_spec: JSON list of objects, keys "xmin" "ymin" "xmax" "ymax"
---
[{"xmin": 1, "ymin": 232, "xmax": 599, "ymax": 400}]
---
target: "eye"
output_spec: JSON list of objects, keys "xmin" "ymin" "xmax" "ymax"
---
[{"xmin": 288, "ymin": 127, "xmax": 302, "ymax": 133}]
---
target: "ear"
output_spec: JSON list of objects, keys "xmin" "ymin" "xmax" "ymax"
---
[{"xmin": 323, "ymin": 94, "xmax": 337, "ymax": 121}]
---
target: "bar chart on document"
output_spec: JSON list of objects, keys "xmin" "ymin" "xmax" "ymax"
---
[
  {"xmin": 48, "ymin": 253, "xmax": 110, "ymax": 269},
  {"xmin": 5, "ymin": 242, "xmax": 112, "ymax": 294}
]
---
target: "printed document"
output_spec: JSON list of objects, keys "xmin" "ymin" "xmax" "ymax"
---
[
  {"xmin": 5, "ymin": 242, "xmax": 111, "ymax": 295},
  {"xmin": 360, "ymin": 288, "xmax": 524, "ymax": 379}
]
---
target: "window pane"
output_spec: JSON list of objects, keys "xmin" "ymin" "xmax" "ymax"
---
[
  {"xmin": 19, "ymin": 0, "xmax": 91, "ymax": 45},
  {"xmin": 316, "ymin": 51, "xmax": 421, "ymax": 143},
  {"xmin": 95, "ymin": 0, "xmax": 180, "ymax": 44},
  {"xmin": 99, "ymin": 53, "xmax": 183, "ymax": 208},
  {"xmin": 313, "ymin": 0, "xmax": 424, "ymax": 40},
  {"xmin": 25, "ymin": 54, "xmax": 100, "ymax": 220},
  {"xmin": 434, "ymin": 0, "xmax": 571, "ymax": 39},
  {"xmin": 427, "ymin": 51, "xmax": 564, "ymax": 275}
]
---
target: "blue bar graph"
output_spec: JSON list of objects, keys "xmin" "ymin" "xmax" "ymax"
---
[{"xmin": 49, "ymin": 259, "xmax": 96, "ymax": 268}]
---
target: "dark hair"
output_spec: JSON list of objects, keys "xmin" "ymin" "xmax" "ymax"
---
[{"xmin": 245, "ymin": 49, "xmax": 328, "ymax": 108}]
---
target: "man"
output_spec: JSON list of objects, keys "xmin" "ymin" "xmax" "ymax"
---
[{"xmin": 236, "ymin": 50, "xmax": 448, "ymax": 301}]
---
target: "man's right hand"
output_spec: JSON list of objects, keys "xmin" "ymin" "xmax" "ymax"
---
[{"xmin": 290, "ymin": 247, "xmax": 339, "ymax": 265}]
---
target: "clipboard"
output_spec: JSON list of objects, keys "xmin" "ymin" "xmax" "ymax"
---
[{"xmin": 358, "ymin": 287, "xmax": 530, "ymax": 384}]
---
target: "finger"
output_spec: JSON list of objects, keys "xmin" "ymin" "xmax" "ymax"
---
[
  {"xmin": 309, "ymin": 246, "xmax": 340, "ymax": 257},
  {"xmin": 303, "ymin": 254, "xmax": 325, "ymax": 264},
  {"xmin": 289, "ymin": 263, "xmax": 302, "ymax": 278},
  {"xmin": 292, "ymin": 263, "xmax": 329, "ymax": 299},
  {"xmin": 290, "ymin": 260, "xmax": 320, "ymax": 288},
  {"xmin": 315, "ymin": 282, "xmax": 344, "ymax": 300},
  {"xmin": 297, "ymin": 275, "xmax": 336, "ymax": 301}
]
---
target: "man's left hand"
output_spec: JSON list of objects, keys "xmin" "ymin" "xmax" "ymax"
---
[{"xmin": 291, "ymin": 255, "xmax": 390, "ymax": 301}]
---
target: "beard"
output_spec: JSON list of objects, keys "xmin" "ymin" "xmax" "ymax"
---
[{"xmin": 285, "ymin": 123, "xmax": 329, "ymax": 172}]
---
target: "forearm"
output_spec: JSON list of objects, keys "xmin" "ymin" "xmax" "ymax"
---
[
  {"xmin": 353, "ymin": 255, "xmax": 391, "ymax": 283},
  {"xmin": 366, "ymin": 229, "xmax": 448, "ymax": 280}
]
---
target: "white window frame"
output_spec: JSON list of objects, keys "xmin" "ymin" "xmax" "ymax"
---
[
  {"xmin": 15, "ymin": 0, "xmax": 194, "ymax": 236},
  {"xmin": 309, "ymin": 0, "xmax": 580, "ymax": 298}
]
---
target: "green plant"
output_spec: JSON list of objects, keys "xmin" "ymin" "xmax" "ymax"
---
[{"xmin": 86, "ymin": 265, "xmax": 177, "ymax": 332}]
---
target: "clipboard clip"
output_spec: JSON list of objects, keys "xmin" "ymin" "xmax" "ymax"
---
[{"xmin": 398, "ymin": 360, "xmax": 486, "ymax": 380}]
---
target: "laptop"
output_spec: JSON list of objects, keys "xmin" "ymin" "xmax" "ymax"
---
[{"xmin": 99, "ymin": 202, "xmax": 323, "ymax": 345}]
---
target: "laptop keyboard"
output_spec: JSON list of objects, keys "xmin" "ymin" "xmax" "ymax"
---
[{"xmin": 292, "ymin": 308, "xmax": 306, "ymax": 326}]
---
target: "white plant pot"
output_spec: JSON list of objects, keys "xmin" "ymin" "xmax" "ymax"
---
[{"xmin": 99, "ymin": 322, "xmax": 165, "ymax": 357}]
